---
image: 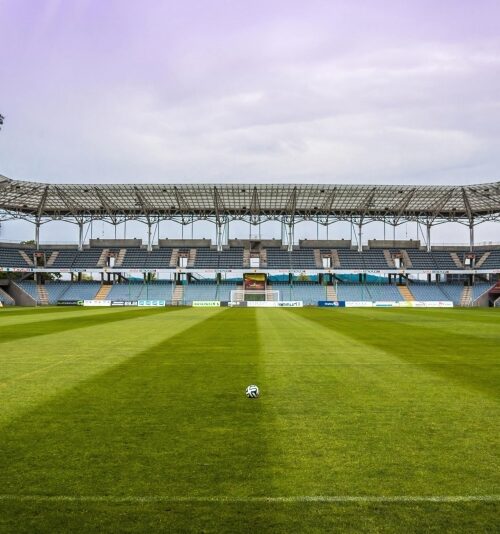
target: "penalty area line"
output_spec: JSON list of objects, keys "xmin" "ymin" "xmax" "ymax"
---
[{"xmin": 0, "ymin": 495, "xmax": 498, "ymax": 504}]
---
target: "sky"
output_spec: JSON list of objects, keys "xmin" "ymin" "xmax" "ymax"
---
[{"xmin": 0, "ymin": 0, "xmax": 499, "ymax": 244}]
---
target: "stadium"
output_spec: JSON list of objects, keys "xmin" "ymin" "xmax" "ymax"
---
[
  {"xmin": 0, "ymin": 175, "xmax": 499, "ymax": 532},
  {"xmin": 1, "ymin": 1, "xmax": 500, "ymax": 532},
  {"xmin": 1, "ymin": 177, "xmax": 499, "ymax": 308}
]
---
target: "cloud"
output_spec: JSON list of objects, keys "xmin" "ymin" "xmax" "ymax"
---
[{"xmin": 0, "ymin": 0, "xmax": 499, "ymax": 242}]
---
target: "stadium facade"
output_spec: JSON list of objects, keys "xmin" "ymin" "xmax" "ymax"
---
[{"xmin": 0, "ymin": 175, "xmax": 499, "ymax": 307}]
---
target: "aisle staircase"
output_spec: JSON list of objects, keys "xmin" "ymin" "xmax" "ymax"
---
[
  {"xmin": 46, "ymin": 251, "xmax": 59, "ymax": 266},
  {"xmin": 331, "ymin": 250, "xmax": 341, "ymax": 268},
  {"xmin": 169, "ymin": 249, "xmax": 179, "ymax": 268},
  {"xmin": 314, "ymin": 249, "xmax": 322, "ymax": 268},
  {"xmin": 95, "ymin": 284, "xmax": 111, "ymax": 300},
  {"xmin": 400, "ymin": 250, "xmax": 413, "ymax": 268},
  {"xmin": 326, "ymin": 285, "xmax": 337, "ymax": 301},
  {"xmin": 398, "ymin": 285, "xmax": 415, "ymax": 301},
  {"xmin": 259, "ymin": 249, "xmax": 268, "ymax": 268},
  {"xmin": 172, "ymin": 284, "xmax": 184, "ymax": 305},
  {"xmin": 37, "ymin": 285, "xmax": 49, "ymax": 305},
  {"xmin": 383, "ymin": 249, "xmax": 395, "ymax": 268},
  {"xmin": 187, "ymin": 248, "xmax": 197, "ymax": 267},
  {"xmin": 475, "ymin": 251, "xmax": 490, "ymax": 268},
  {"xmin": 242, "ymin": 249, "xmax": 251, "ymax": 268},
  {"xmin": 114, "ymin": 249, "xmax": 127, "ymax": 267},
  {"xmin": 450, "ymin": 252, "xmax": 463, "ymax": 268},
  {"xmin": 460, "ymin": 286, "xmax": 473, "ymax": 307},
  {"xmin": 97, "ymin": 249, "xmax": 110, "ymax": 267},
  {"xmin": 19, "ymin": 250, "xmax": 34, "ymax": 266}
]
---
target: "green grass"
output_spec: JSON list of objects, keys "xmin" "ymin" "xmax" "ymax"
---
[{"xmin": 0, "ymin": 306, "xmax": 498, "ymax": 533}]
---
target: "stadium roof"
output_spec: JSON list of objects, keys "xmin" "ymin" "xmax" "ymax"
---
[{"xmin": 1, "ymin": 175, "xmax": 499, "ymax": 225}]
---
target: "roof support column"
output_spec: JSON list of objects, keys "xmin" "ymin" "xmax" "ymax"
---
[
  {"xmin": 426, "ymin": 223, "xmax": 432, "ymax": 253},
  {"xmin": 216, "ymin": 221, "xmax": 224, "ymax": 252},
  {"xmin": 287, "ymin": 218, "xmax": 294, "ymax": 252},
  {"xmin": 358, "ymin": 222, "xmax": 363, "ymax": 253},
  {"xmin": 35, "ymin": 219, "xmax": 40, "ymax": 251},
  {"xmin": 147, "ymin": 220, "xmax": 152, "ymax": 252},
  {"xmin": 469, "ymin": 219, "xmax": 475, "ymax": 252},
  {"xmin": 78, "ymin": 221, "xmax": 84, "ymax": 251}
]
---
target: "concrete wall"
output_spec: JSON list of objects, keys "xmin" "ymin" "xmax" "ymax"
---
[
  {"xmin": 368, "ymin": 240, "xmax": 420, "ymax": 249},
  {"xmin": 229, "ymin": 239, "xmax": 282, "ymax": 248},
  {"xmin": 299, "ymin": 239, "xmax": 351, "ymax": 249},
  {"xmin": 158, "ymin": 239, "xmax": 212, "ymax": 248},
  {"xmin": 8, "ymin": 281, "xmax": 37, "ymax": 306},
  {"xmin": 89, "ymin": 239, "xmax": 143, "ymax": 248}
]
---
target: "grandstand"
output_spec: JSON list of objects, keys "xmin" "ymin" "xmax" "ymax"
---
[{"xmin": 0, "ymin": 177, "xmax": 499, "ymax": 307}]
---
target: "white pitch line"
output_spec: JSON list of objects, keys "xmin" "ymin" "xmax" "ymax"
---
[{"xmin": 0, "ymin": 495, "xmax": 498, "ymax": 504}]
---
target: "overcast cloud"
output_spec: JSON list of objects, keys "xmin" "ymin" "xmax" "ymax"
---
[{"xmin": 0, "ymin": 0, "xmax": 499, "ymax": 243}]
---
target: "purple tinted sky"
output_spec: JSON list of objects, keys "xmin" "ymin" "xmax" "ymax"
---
[{"xmin": 0, "ymin": 0, "xmax": 499, "ymax": 242}]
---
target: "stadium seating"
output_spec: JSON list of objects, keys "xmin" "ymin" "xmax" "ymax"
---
[
  {"xmin": 0, "ymin": 288, "xmax": 15, "ymax": 305},
  {"xmin": 288, "ymin": 282, "xmax": 328, "ymax": 304},
  {"xmin": 408, "ymin": 283, "xmax": 448, "ymax": 301},
  {"xmin": 265, "ymin": 249, "xmax": 316, "ymax": 269},
  {"xmin": 106, "ymin": 281, "xmax": 173, "ymax": 301},
  {"xmin": 183, "ymin": 282, "xmax": 238, "ymax": 303},
  {"xmin": 16, "ymin": 281, "xmax": 40, "ymax": 301},
  {"xmin": 193, "ymin": 248, "xmax": 244, "ymax": 269},
  {"xmin": 57, "ymin": 282, "xmax": 101, "ymax": 301},
  {"xmin": 0, "ymin": 248, "xmax": 31, "ymax": 267},
  {"xmin": 1, "ymin": 244, "xmax": 500, "ymax": 271},
  {"xmin": 479, "ymin": 250, "xmax": 500, "ymax": 270}
]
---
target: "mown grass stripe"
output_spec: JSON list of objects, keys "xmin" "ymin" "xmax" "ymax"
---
[
  {"xmin": 0, "ymin": 494, "xmax": 497, "ymax": 503},
  {"xmin": 0, "ymin": 307, "xmax": 175, "ymax": 344}
]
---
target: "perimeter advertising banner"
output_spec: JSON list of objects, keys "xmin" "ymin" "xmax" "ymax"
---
[
  {"xmin": 137, "ymin": 300, "xmax": 166, "ymax": 307},
  {"xmin": 83, "ymin": 300, "xmax": 112, "ymax": 307},
  {"xmin": 231, "ymin": 301, "xmax": 303, "ymax": 308},
  {"xmin": 192, "ymin": 301, "xmax": 221, "ymax": 307},
  {"xmin": 318, "ymin": 301, "xmax": 346, "ymax": 307},
  {"xmin": 244, "ymin": 273, "xmax": 266, "ymax": 290}
]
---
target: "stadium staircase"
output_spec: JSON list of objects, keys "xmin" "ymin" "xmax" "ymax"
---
[
  {"xmin": 259, "ymin": 249, "xmax": 268, "ymax": 268},
  {"xmin": 398, "ymin": 285, "xmax": 415, "ymax": 301},
  {"xmin": 96, "ymin": 249, "xmax": 109, "ymax": 267},
  {"xmin": 314, "ymin": 249, "xmax": 323, "ymax": 268},
  {"xmin": 326, "ymin": 285, "xmax": 337, "ymax": 301},
  {"xmin": 383, "ymin": 250, "xmax": 395, "ymax": 268},
  {"xmin": 169, "ymin": 249, "xmax": 179, "ymax": 268},
  {"xmin": 401, "ymin": 249, "xmax": 413, "ymax": 268},
  {"xmin": 95, "ymin": 284, "xmax": 112, "ymax": 300},
  {"xmin": 187, "ymin": 248, "xmax": 197, "ymax": 267},
  {"xmin": 37, "ymin": 285, "xmax": 49, "ymax": 305},
  {"xmin": 19, "ymin": 250, "xmax": 34, "ymax": 266},
  {"xmin": 172, "ymin": 284, "xmax": 184, "ymax": 305},
  {"xmin": 475, "ymin": 251, "xmax": 490, "ymax": 268},
  {"xmin": 331, "ymin": 250, "xmax": 341, "ymax": 268},
  {"xmin": 114, "ymin": 249, "xmax": 127, "ymax": 267},
  {"xmin": 242, "ymin": 249, "xmax": 251, "ymax": 268},
  {"xmin": 460, "ymin": 286, "xmax": 473, "ymax": 306},
  {"xmin": 46, "ymin": 251, "xmax": 59, "ymax": 266},
  {"xmin": 450, "ymin": 252, "xmax": 463, "ymax": 268}
]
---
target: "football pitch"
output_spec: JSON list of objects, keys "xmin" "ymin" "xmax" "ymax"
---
[{"xmin": 0, "ymin": 306, "xmax": 498, "ymax": 533}]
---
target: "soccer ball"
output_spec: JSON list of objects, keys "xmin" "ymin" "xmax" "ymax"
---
[{"xmin": 246, "ymin": 385, "xmax": 260, "ymax": 398}]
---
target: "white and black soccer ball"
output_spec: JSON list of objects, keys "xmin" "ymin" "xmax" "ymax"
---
[{"xmin": 245, "ymin": 385, "xmax": 260, "ymax": 398}]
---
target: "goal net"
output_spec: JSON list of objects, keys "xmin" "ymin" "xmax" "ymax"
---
[{"xmin": 230, "ymin": 289, "xmax": 280, "ymax": 302}]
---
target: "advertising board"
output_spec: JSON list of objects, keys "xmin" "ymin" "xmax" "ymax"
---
[
  {"xmin": 318, "ymin": 301, "xmax": 346, "ymax": 307},
  {"xmin": 137, "ymin": 300, "xmax": 166, "ymax": 307}
]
